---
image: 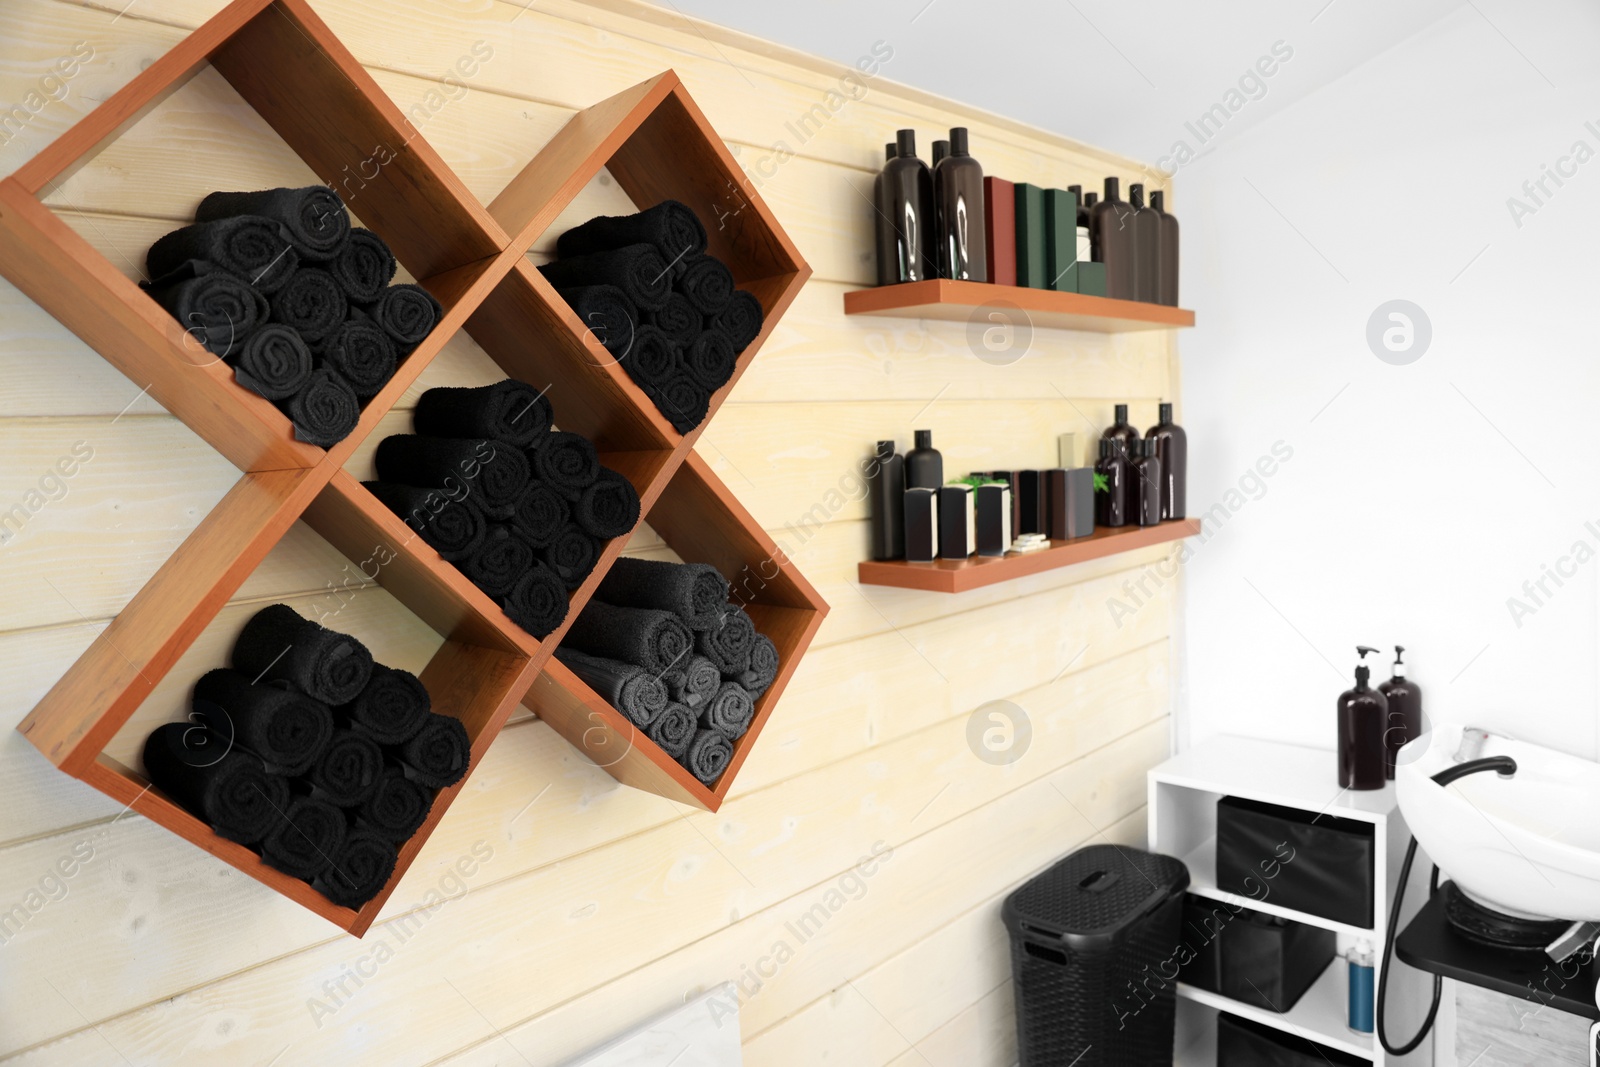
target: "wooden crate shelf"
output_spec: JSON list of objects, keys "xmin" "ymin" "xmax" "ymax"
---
[
  {"xmin": 843, "ymin": 279, "xmax": 1195, "ymax": 333},
  {"xmin": 4, "ymin": 0, "xmax": 826, "ymax": 934}
]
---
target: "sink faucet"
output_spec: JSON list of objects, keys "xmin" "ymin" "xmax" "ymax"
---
[{"xmin": 1454, "ymin": 727, "xmax": 1493, "ymax": 763}]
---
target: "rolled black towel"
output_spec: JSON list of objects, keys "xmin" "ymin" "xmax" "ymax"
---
[
  {"xmin": 284, "ymin": 366, "xmax": 360, "ymax": 447},
  {"xmin": 555, "ymin": 648, "xmax": 668, "ymax": 727},
  {"xmin": 684, "ymin": 329, "xmax": 736, "ymax": 392},
  {"xmin": 573, "ymin": 468, "xmax": 641, "ymax": 540},
  {"xmin": 595, "ymin": 558, "xmax": 730, "ymax": 631},
  {"xmin": 670, "ymin": 655, "xmax": 722, "ymax": 709},
  {"xmin": 197, "ymin": 186, "xmax": 350, "ymax": 261},
  {"xmin": 538, "ymin": 524, "xmax": 601, "ymax": 591},
  {"xmin": 261, "ymin": 795, "xmax": 347, "ymax": 880},
  {"xmin": 697, "ymin": 604, "xmax": 756, "ymax": 675},
  {"xmin": 307, "ymin": 728, "xmax": 384, "ymax": 807},
  {"xmin": 646, "ymin": 702, "xmax": 697, "ymax": 760},
  {"xmin": 513, "ymin": 480, "xmax": 571, "ymax": 548},
  {"xmin": 620, "ymin": 324, "xmax": 680, "ymax": 390},
  {"xmin": 142, "ymin": 261, "xmax": 268, "ymax": 357},
  {"xmin": 646, "ymin": 291, "xmax": 702, "ymax": 347},
  {"xmin": 684, "ymin": 727, "xmax": 734, "ymax": 786},
  {"xmin": 562, "ymin": 600, "xmax": 693, "ymax": 675},
  {"xmin": 740, "ymin": 634, "xmax": 780, "ymax": 697},
  {"xmin": 229, "ymin": 323, "xmax": 312, "ymax": 400},
  {"xmin": 192, "ymin": 667, "xmax": 334, "ymax": 776},
  {"xmin": 533, "ymin": 431, "xmax": 600, "ymax": 501},
  {"xmin": 269, "ymin": 267, "xmax": 347, "ymax": 345},
  {"xmin": 645, "ymin": 374, "xmax": 710, "ymax": 435},
  {"xmin": 356, "ymin": 765, "xmax": 434, "ymax": 843},
  {"xmin": 141, "ymin": 723, "xmax": 289, "ymax": 845},
  {"xmin": 415, "ymin": 380, "xmax": 552, "ymax": 450},
  {"xmin": 363, "ymin": 480, "xmax": 486, "ymax": 562},
  {"xmin": 337, "ymin": 664, "xmax": 431, "ymax": 746},
  {"xmin": 365, "ymin": 283, "xmax": 442, "ymax": 353},
  {"xmin": 555, "ymin": 200, "xmax": 708, "ymax": 262},
  {"xmin": 559, "ymin": 285, "xmax": 639, "ymax": 357},
  {"xmin": 676, "ymin": 253, "xmax": 735, "ymax": 315},
  {"xmin": 312, "ymin": 829, "xmax": 398, "ymax": 909},
  {"xmin": 501, "ymin": 562, "xmax": 569, "ymax": 638},
  {"xmin": 540, "ymin": 244, "xmax": 671, "ymax": 311},
  {"xmin": 147, "ymin": 215, "xmax": 299, "ymax": 293},
  {"xmin": 374, "ymin": 435, "xmax": 530, "ymax": 520},
  {"xmin": 319, "ymin": 316, "xmax": 396, "ymax": 398},
  {"xmin": 713, "ymin": 289, "xmax": 764, "ymax": 353},
  {"xmin": 231, "ymin": 603, "xmax": 374, "ymax": 706},
  {"xmin": 329, "ymin": 228, "xmax": 396, "ymax": 304},
  {"xmin": 396, "ymin": 712, "xmax": 470, "ymax": 789},
  {"xmin": 466, "ymin": 524, "xmax": 538, "ymax": 598},
  {"xmin": 701, "ymin": 681, "xmax": 755, "ymax": 741}
]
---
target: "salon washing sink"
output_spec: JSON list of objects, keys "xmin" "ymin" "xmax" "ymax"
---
[{"xmin": 1396, "ymin": 723, "xmax": 1600, "ymax": 923}]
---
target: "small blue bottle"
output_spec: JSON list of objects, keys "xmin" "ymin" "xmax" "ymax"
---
[{"xmin": 1348, "ymin": 939, "xmax": 1375, "ymax": 1034}]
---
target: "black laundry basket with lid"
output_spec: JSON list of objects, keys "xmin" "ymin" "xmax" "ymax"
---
[{"xmin": 1003, "ymin": 843, "xmax": 1190, "ymax": 1066}]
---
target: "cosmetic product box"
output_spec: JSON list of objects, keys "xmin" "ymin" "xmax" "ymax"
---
[
  {"xmin": 1013, "ymin": 469, "xmax": 1043, "ymax": 536},
  {"xmin": 1043, "ymin": 467, "xmax": 1095, "ymax": 540},
  {"xmin": 1059, "ymin": 261, "xmax": 1108, "ymax": 296},
  {"xmin": 904, "ymin": 487, "xmax": 939, "ymax": 562},
  {"xmin": 1044, "ymin": 188, "xmax": 1078, "ymax": 293},
  {"xmin": 937, "ymin": 485, "xmax": 975, "ymax": 559},
  {"xmin": 1013, "ymin": 183, "xmax": 1048, "ymax": 289},
  {"xmin": 1056, "ymin": 433, "xmax": 1079, "ymax": 469},
  {"xmin": 984, "ymin": 176, "xmax": 1017, "ymax": 287},
  {"xmin": 974, "ymin": 484, "xmax": 1012, "ymax": 557},
  {"xmin": 1216, "ymin": 796, "xmax": 1375, "ymax": 929}
]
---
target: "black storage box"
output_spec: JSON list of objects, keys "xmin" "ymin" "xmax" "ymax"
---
[
  {"xmin": 1003, "ymin": 844, "xmax": 1189, "ymax": 1066},
  {"xmin": 1222, "ymin": 910, "xmax": 1335, "ymax": 1012},
  {"xmin": 1175, "ymin": 893, "xmax": 1227, "ymax": 993},
  {"xmin": 1217, "ymin": 795, "xmax": 1375, "ymax": 928},
  {"xmin": 1218, "ymin": 1012, "xmax": 1367, "ymax": 1066}
]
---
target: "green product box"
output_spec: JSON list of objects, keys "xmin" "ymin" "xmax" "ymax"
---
[
  {"xmin": 1044, "ymin": 188, "xmax": 1078, "ymax": 292},
  {"xmin": 1013, "ymin": 183, "xmax": 1048, "ymax": 289},
  {"xmin": 1066, "ymin": 261, "xmax": 1108, "ymax": 296}
]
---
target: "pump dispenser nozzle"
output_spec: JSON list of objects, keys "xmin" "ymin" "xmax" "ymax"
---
[
  {"xmin": 1354, "ymin": 646, "xmax": 1381, "ymax": 688},
  {"xmin": 1392, "ymin": 645, "xmax": 1407, "ymax": 677}
]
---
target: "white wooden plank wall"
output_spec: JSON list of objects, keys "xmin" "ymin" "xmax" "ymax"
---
[{"xmin": 0, "ymin": 1, "xmax": 1182, "ymax": 1063}]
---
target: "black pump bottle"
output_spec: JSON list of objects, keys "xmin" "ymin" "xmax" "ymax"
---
[
  {"xmin": 1339, "ymin": 647, "xmax": 1389, "ymax": 790},
  {"xmin": 1378, "ymin": 646, "xmax": 1424, "ymax": 780}
]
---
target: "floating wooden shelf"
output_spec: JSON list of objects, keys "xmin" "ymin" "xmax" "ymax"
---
[
  {"xmin": 4, "ymin": 0, "xmax": 825, "ymax": 935},
  {"xmin": 857, "ymin": 519, "xmax": 1201, "ymax": 593},
  {"xmin": 843, "ymin": 279, "xmax": 1195, "ymax": 333}
]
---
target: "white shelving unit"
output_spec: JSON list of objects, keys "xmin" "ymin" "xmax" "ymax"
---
[{"xmin": 1149, "ymin": 735, "xmax": 1434, "ymax": 1065}]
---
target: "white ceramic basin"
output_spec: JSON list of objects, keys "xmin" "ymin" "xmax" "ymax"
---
[{"xmin": 1396, "ymin": 723, "xmax": 1600, "ymax": 922}]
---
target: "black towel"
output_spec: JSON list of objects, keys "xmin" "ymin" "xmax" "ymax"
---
[
  {"xmin": 312, "ymin": 829, "xmax": 398, "ymax": 910},
  {"xmin": 141, "ymin": 723, "xmax": 289, "ymax": 845},
  {"xmin": 396, "ymin": 712, "xmax": 470, "ymax": 789},
  {"xmin": 684, "ymin": 728, "xmax": 733, "ymax": 785},
  {"xmin": 676, "ymin": 254, "xmax": 735, "ymax": 315},
  {"xmin": 363, "ymin": 481, "xmax": 486, "ymax": 562},
  {"xmin": 330, "ymin": 228, "xmax": 396, "ymax": 304},
  {"xmin": 713, "ymin": 289, "xmax": 763, "ymax": 353},
  {"xmin": 562, "ymin": 600, "xmax": 693, "ymax": 675},
  {"xmin": 307, "ymin": 728, "xmax": 384, "ymax": 807},
  {"xmin": 269, "ymin": 267, "xmax": 347, "ymax": 345},
  {"xmin": 539, "ymin": 244, "xmax": 671, "ymax": 311},
  {"xmin": 337, "ymin": 664, "xmax": 431, "ymax": 746},
  {"xmin": 556, "ymin": 648, "xmax": 668, "ymax": 727},
  {"xmin": 356, "ymin": 765, "xmax": 434, "ymax": 843},
  {"xmin": 230, "ymin": 323, "xmax": 312, "ymax": 401},
  {"xmin": 573, "ymin": 468, "xmax": 641, "ymax": 540},
  {"xmin": 684, "ymin": 329, "xmax": 736, "ymax": 392},
  {"xmin": 697, "ymin": 604, "xmax": 756, "ymax": 675},
  {"xmin": 232, "ymin": 603, "xmax": 374, "ymax": 706},
  {"xmin": 513, "ymin": 480, "xmax": 570, "ymax": 549},
  {"xmin": 192, "ymin": 667, "xmax": 334, "ymax": 777},
  {"xmin": 466, "ymin": 524, "xmax": 538, "ymax": 598},
  {"xmin": 502, "ymin": 562, "xmax": 569, "ymax": 638},
  {"xmin": 284, "ymin": 366, "xmax": 360, "ymax": 447},
  {"xmin": 645, "ymin": 374, "xmax": 710, "ymax": 435},
  {"xmin": 197, "ymin": 186, "xmax": 350, "ymax": 261},
  {"xmin": 319, "ymin": 316, "xmax": 396, "ymax": 398},
  {"xmin": 595, "ymin": 558, "xmax": 730, "ymax": 631},
  {"xmin": 646, "ymin": 291, "xmax": 702, "ymax": 347},
  {"xmin": 740, "ymin": 634, "xmax": 780, "ymax": 697},
  {"xmin": 374, "ymin": 435, "xmax": 530, "ymax": 520},
  {"xmin": 558, "ymin": 285, "xmax": 638, "ymax": 357},
  {"xmin": 538, "ymin": 524, "xmax": 601, "ymax": 591},
  {"xmin": 620, "ymin": 324, "xmax": 680, "ymax": 391},
  {"xmin": 533, "ymin": 431, "xmax": 600, "ymax": 501},
  {"xmin": 261, "ymin": 795, "xmax": 347, "ymax": 880},
  {"xmin": 646, "ymin": 702, "xmax": 697, "ymax": 760},
  {"xmin": 555, "ymin": 200, "xmax": 708, "ymax": 262},
  {"xmin": 669, "ymin": 654, "xmax": 722, "ymax": 709},
  {"xmin": 143, "ymin": 262, "xmax": 268, "ymax": 357},
  {"xmin": 700, "ymin": 681, "xmax": 755, "ymax": 741},
  {"xmin": 415, "ymin": 380, "xmax": 551, "ymax": 450},
  {"xmin": 365, "ymin": 283, "xmax": 442, "ymax": 353},
  {"xmin": 147, "ymin": 215, "xmax": 298, "ymax": 293}
]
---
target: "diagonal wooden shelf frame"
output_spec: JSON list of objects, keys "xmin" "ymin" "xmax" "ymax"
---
[{"xmin": 0, "ymin": 0, "xmax": 826, "ymax": 936}]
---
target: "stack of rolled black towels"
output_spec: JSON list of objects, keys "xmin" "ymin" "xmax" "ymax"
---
[
  {"xmin": 140, "ymin": 604, "xmax": 470, "ymax": 910},
  {"xmin": 363, "ymin": 378, "xmax": 641, "ymax": 639},
  {"xmin": 556, "ymin": 558, "xmax": 781, "ymax": 788},
  {"xmin": 541, "ymin": 199, "xmax": 763, "ymax": 435},
  {"xmin": 140, "ymin": 185, "xmax": 442, "ymax": 448}
]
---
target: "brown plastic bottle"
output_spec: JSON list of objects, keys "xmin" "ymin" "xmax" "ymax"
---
[
  {"xmin": 1145, "ymin": 401, "xmax": 1187, "ymax": 520},
  {"xmin": 1378, "ymin": 646, "xmax": 1424, "ymax": 780},
  {"xmin": 1089, "ymin": 177, "xmax": 1137, "ymax": 299},
  {"xmin": 1129, "ymin": 183, "xmax": 1161, "ymax": 303},
  {"xmin": 1338, "ymin": 647, "xmax": 1390, "ymax": 790},
  {"xmin": 1150, "ymin": 190, "xmax": 1180, "ymax": 307},
  {"xmin": 933, "ymin": 127, "xmax": 987, "ymax": 282},
  {"xmin": 872, "ymin": 143, "xmax": 897, "ymax": 287},
  {"xmin": 877, "ymin": 129, "xmax": 936, "ymax": 284},
  {"xmin": 1131, "ymin": 439, "xmax": 1163, "ymax": 526},
  {"xmin": 1093, "ymin": 439, "xmax": 1129, "ymax": 528}
]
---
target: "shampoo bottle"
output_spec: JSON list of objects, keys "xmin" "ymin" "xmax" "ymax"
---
[
  {"xmin": 1128, "ymin": 183, "xmax": 1161, "ymax": 303},
  {"xmin": 1094, "ymin": 439, "xmax": 1129, "ymax": 528},
  {"xmin": 1089, "ymin": 177, "xmax": 1137, "ymax": 299},
  {"xmin": 1145, "ymin": 402, "xmax": 1187, "ymax": 520},
  {"xmin": 1131, "ymin": 439, "xmax": 1163, "ymax": 527},
  {"xmin": 905, "ymin": 429, "xmax": 944, "ymax": 490},
  {"xmin": 1378, "ymin": 646, "xmax": 1424, "ymax": 780},
  {"xmin": 1101, "ymin": 403, "xmax": 1141, "ymax": 457},
  {"xmin": 878, "ymin": 129, "xmax": 936, "ymax": 284},
  {"xmin": 1338, "ymin": 647, "xmax": 1389, "ymax": 791},
  {"xmin": 867, "ymin": 440, "xmax": 905, "ymax": 561},
  {"xmin": 1347, "ymin": 939, "xmax": 1375, "ymax": 1034},
  {"xmin": 873, "ymin": 143, "xmax": 898, "ymax": 287},
  {"xmin": 1150, "ymin": 190, "xmax": 1180, "ymax": 307},
  {"xmin": 934, "ymin": 127, "xmax": 987, "ymax": 281}
]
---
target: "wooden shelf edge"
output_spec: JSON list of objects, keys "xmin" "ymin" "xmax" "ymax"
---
[
  {"xmin": 858, "ymin": 518, "xmax": 1200, "ymax": 593},
  {"xmin": 842, "ymin": 279, "xmax": 1195, "ymax": 333}
]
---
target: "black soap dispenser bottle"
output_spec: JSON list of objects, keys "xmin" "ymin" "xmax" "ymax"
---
[
  {"xmin": 933, "ymin": 127, "xmax": 987, "ymax": 282},
  {"xmin": 877, "ymin": 129, "xmax": 936, "ymax": 284},
  {"xmin": 867, "ymin": 440, "xmax": 905, "ymax": 561},
  {"xmin": 1145, "ymin": 401, "xmax": 1187, "ymax": 520},
  {"xmin": 1093, "ymin": 439, "xmax": 1130, "ymax": 528},
  {"xmin": 1089, "ymin": 177, "xmax": 1137, "ymax": 299},
  {"xmin": 1338, "ymin": 647, "xmax": 1390, "ymax": 790},
  {"xmin": 1128, "ymin": 183, "xmax": 1161, "ymax": 304},
  {"xmin": 1378, "ymin": 646, "xmax": 1424, "ymax": 779},
  {"xmin": 872, "ymin": 142, "xmax": 898, "ymax": 287},
  {"xmin": 905, "ymin": 429, "xmax": 943, "ymax": 490}
]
